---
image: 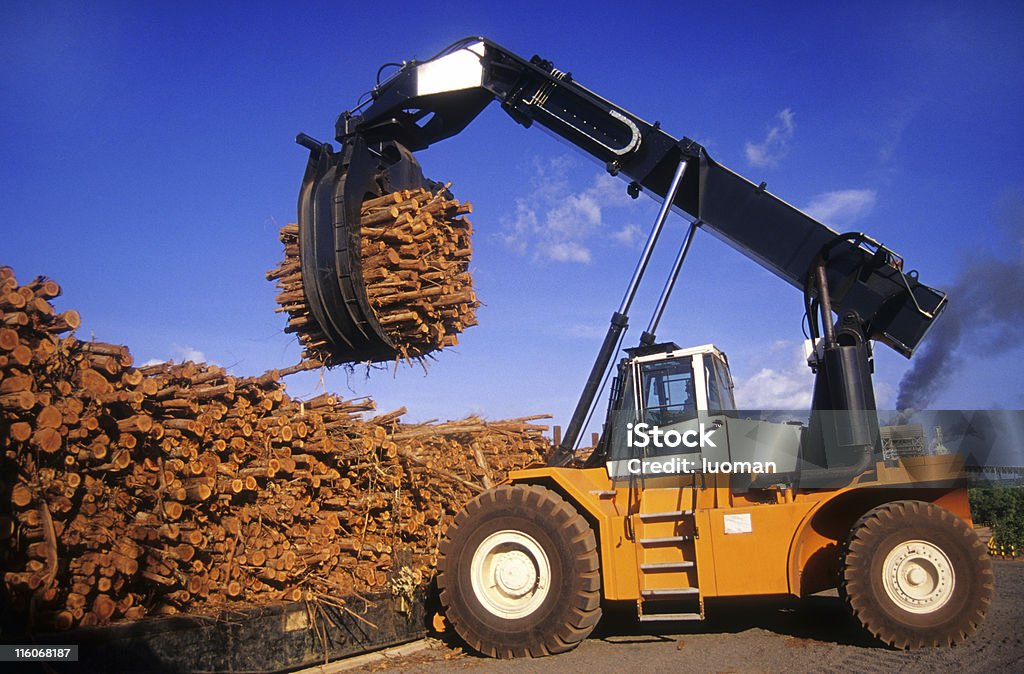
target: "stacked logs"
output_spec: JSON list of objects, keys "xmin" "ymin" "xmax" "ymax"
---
[
  {"xmin": 265, "ymin": 224, "xmax": 327, "ymax": 364},
  {"xmin": 1, "ymin": 265, "xmax": 547, "ymax": 631},
  {"xmin": 268, "ymin": 187, "xmax": 480, "ymax": 366},
  {"xmin": 359, "ymin": 188, "xmax": 479, "ymax": 360}
]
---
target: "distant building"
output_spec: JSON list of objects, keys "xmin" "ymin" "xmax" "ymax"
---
[{"xmin": 881, "ymin": 424, "xmax": 926, "ymax": 461}]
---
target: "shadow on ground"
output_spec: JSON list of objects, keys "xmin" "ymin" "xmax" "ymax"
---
[
  {"xmin": 426, "ymin": 592, "xmax": 883, "ymax": 662},
  {"xmin": 592, "ymin": 594, "xmax": 882, "ymax": 649}
]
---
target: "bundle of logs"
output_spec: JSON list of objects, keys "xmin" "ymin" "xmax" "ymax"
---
[
  {"xmin": 0, "ymin": 265, "xmax": 547, "ymax": 631},
  {"xmin": 268, "ymin": 187, "xmax": 480, "ymax": 367}
]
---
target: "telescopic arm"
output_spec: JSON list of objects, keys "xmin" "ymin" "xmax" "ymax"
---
[{"xmin": 341, "ymin": 37, "xmax": 946, "ymax": 359}]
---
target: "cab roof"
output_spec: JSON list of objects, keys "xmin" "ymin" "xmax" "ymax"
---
[{"xmin": 626, "ymin": 342, "xmax": 729, "ymax": 366}]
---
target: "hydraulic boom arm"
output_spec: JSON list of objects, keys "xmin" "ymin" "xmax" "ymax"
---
[
  {"xmin": 298, "ymin": 37, "xmax": 947, "ymax": 462},
  {"xmin": 326, "ymin": 37, "xmax": 946, "ymax": 358}
]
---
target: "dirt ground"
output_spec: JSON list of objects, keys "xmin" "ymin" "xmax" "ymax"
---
[{"xmin": 373, "ymin": 560, "xmax": 1024, "ymax": 673}]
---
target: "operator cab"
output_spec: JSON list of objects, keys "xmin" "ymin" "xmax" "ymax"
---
[
  {"xmin": 592, "ymin": 343, "xmax": 735, "ymax": 471},
  {"xmin": 595, "ymin": 341, "xmax": 804, "ymax": 481},
  {"xmin": 629, "ymin": 343, "xmax": 735, "ymax": 421}
]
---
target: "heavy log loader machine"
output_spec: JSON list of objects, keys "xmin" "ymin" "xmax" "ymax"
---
[{"xmin": 295, "ymin": 38, "xmax": 992, "ymax": 656}]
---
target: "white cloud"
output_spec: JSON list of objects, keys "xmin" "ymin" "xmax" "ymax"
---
[
  {"xmin": 745, "ymin": 108, "xmax": 795, "ymax": 168},
  {"xmin": 803, "ymin": 189, "xmax": 877, "ymax": 226},
  {"xmin": 612, "ymin": 223, "xmax": 643, "ymax": 247},
  {"xmin": 500, "ymin": 201, "xmax": 534, "ymax": 255},
  {"xmin": 501, "ymin": 158, "xmax": 639, "ymax": 264},
  {"xmin": 141, "ymin": 358, "xmax": 166, "ymax": 367},
  {"xmin": 547, "ymin": 241, "xmax": 592, "ymax": 263},
  {"xmin": 733, "ymin": 344, "xmax": 813, "ymax": 409},
  {"xmin": 172, "ymin": 344, "xmax": 207, "ymax": 363}
]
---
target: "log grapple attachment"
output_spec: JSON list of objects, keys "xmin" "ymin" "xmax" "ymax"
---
[{"xmin": 295, "ymin": 134, "xmax": 438, "ymax": 364}]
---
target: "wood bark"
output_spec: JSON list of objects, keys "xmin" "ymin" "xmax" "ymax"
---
[
  {"xmin": 266, "ymin": 187, "xmax": 479, "ymax": 366},
  {"xmin": 2, "ymin": 265, "xmax": 549, "ymax": 632}
]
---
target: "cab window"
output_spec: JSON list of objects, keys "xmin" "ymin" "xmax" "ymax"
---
[
  {"xmin": 641, "ymin": 359, "xmax": 697, "ymax": 425},
  {"xmin": 701, "ymin": 354, "xmax": 736, "ymax": 413},
  {"xmin": 716, "ymin": 354, "xmax": 733, "ymax": 407}
]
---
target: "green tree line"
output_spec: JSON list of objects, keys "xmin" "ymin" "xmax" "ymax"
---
[{"xmin": 970, "ymin": 487, "xmax": 1024, "ymax": 551}]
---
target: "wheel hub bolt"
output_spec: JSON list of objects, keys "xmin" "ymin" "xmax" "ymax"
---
[
  {"xmin": 907, "ymin": 567, "xmax": 927, "ymax": 586},
  {"xmin": 496, "ymin": 551, "xmax": 535, "ymax": 596}
]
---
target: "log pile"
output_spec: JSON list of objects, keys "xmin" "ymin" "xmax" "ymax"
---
[
  {"xmin": 359, "ymin": 188, "xmax": 479, "ymax": 360},
  {"xmin": 268, "ymin": 187, "xmax": 480, "ymax": 366},
  {"xmin": 1, "ymin": 265, "xmax": 547, "ymax": 631}
]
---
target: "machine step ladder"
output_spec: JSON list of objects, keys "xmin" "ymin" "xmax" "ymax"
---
[{"xmin": 634, "ymin": 506, "xmax": 704, "ymax": 622}]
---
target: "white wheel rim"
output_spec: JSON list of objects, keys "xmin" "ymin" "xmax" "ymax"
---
[
  {"xmin": 469, "ymin": 530, "xmax": 552, "ymax": 619},
  {"xmin": 881, "ymin": 539, "xmax": 955, "ymax": 614}
]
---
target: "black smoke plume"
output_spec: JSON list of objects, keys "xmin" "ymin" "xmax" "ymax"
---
[{"xmin": 896, "ymin": 189, "xmax": 1024, "ymax": 410}]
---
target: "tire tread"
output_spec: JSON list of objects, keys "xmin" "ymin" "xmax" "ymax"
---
[
  {"xmin": 840, "ymin": 500, "xmax": 992, "ymax": 649},
  {"xmin": 438, "ymin": 484, "xmax": 602, "ymax": 659}
]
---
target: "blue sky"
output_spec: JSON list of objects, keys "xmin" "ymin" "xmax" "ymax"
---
[{"xmin": 3, "ymin": 1, "xmax": 1023, "ymax": 430}]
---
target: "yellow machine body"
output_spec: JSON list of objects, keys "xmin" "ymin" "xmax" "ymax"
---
[{"xmin": 506, "ymin": 455, "xmax": 972, "ymax": 603}]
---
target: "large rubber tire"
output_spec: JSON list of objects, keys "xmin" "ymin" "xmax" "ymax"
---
[
  {"xmin": 437, "ymin": 484, "xmax": 602, "ymax": 658},
  {"xmin": 840, "ymin": 500, "xmax": 993, "ymax": 649}
]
